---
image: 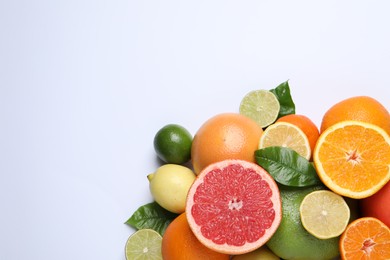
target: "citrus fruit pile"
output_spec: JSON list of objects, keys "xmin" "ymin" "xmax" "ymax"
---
[{"xmin": 125, "ymin": 81, "xmax": 390, "ymax": 260}]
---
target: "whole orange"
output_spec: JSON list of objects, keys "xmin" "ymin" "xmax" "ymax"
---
[
  {"xmin": 320, "ymin": 96, "xmax": 390, "ymax": 135},
  {"xmin": 359, "ymin": 181, "xmax": 390, "ymax": 227},
  {"xmin": 276, "ymin": 114, "xmax": 319, "ymax": 155},
  {"xmin": 161, "ymin": 213, "xmax": 230, "ymax": 260},
  {"xmin": 191, "ymin": 113, "xmax": 263, "ymax": 174}
]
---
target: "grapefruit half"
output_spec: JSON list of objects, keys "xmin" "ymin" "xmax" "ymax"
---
[{"xmin": 186, "ymin": 159, "xmax": 282, "ymax": 255}]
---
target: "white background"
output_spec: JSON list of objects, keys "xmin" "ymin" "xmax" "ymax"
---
[{"xmin": 1, "ymin": 1, "xmax": 390, "ymax": 259}]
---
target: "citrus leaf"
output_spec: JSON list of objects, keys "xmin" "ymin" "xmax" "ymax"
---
[
  {"xmin": 125, "ymin": 202, "xmax": 178, "ymax": 236},
  {"xmin": 255, "ymin": 146, "xmax": 321, "ymax": 187},
  {"xmin": 270, "ymin": 80, "xmax": 295, "ymax": 118}
]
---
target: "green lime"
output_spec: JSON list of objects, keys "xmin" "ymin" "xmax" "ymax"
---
[
  {"xmin": 239, "ymin": 90, "xmax": 280, "ymax": 128},
  {"xmin": 125, "ymin": 229, "xmax": 163, "ymax": 260},
  {"xmin": 153, "ymin": 124, "xmax": 192, "ymax": 164},
  {"xmin": 266, "ymin": 185, "xmax": 340, "ymax": 260}
]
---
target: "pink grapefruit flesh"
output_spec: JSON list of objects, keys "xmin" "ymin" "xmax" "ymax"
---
[{"xmin": 186, "ymin": 159, "xmax": 282, "ymax": 255}]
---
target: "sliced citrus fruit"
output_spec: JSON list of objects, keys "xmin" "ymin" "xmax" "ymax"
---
[
  {"xmin": 125, "ymin": 229, "xmax": 162, "ymax": 260},
  {"xmin": 239, "ymin": 90, "xmax": 280, "ymax": 128},
  {"xmin": 186, "ymin": 159, "xmax": 282, "ymax": 255},
  {"xmin": 340, "ymin": 217, "xmax": 390, "ymax": 260},
  {"xmin": 314, "ymin": 120, "xmax": 390, "ymax": 199},
  {"xmin": 259, "ymin": 121, "xmax": 311, "ymax": 160},
  {"xmin": 299, "ymin": 190, "xmax": 350, "ymax": 239}
]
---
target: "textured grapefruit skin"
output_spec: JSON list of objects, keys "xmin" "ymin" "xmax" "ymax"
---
[
  {"xmin": 191, "ymin": 113, "xmax": 263, "ymax": 174},
  {"xmin": 186, "ymin": 159, "xmax": 282, "ymax": 255}
]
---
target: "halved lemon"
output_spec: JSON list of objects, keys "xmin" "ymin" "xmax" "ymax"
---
[
  {"xmin": 300, "ymin": 190, "xmax": 350, "ymax": 239},
  {"xmin": 259, "ymin": 121, "xmax": 311, "ymax": 160}
]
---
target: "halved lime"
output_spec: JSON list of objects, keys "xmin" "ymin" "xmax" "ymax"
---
[
  {"xmin": 300, "ymin": 190, "xmax": 350, "ymax": 239},
  {"xmin": 125, "ymin": 229, "xmax": 163, "ymax": 260},
  {"xmin": 239, "ymin": 90, "xmax": 280, "ymax": 128}
]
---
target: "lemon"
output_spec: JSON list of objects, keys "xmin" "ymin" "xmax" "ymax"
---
[
  {"xmin": 239, "ymin": 89, "xmax": 280, "ymax": 128},
  {"xmin": 153, "ymin": 124, "xmax": 192, "ymax": 164},
  {"xmin": 300, "ymin": 190, "xmax": 350, "ymax": 239},
  {"xmin": 125, "ymin": 229, "xmax": 162, "ymax": 260},
  {"xmin": 148, "ymin": 164, "xmax": 196, "ymax": 214},
  {"xmin": 259, "ymin": 121, "xmax": 311, "ymax": 160}
]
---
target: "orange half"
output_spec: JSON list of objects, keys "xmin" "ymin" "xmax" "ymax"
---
[
  {"xmin": 313, "ymin": 121, "xmax": 390, "ymax": 199},
  {"xmin": 340, "ymin": 217, "xmax": 390, "ymax": 260}
]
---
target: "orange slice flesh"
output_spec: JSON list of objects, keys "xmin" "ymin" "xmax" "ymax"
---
[
  {"xmin": 314, "ymin": 121, "xmax": 390, "ymax": 199},
  {"xmin": 340, "ymin": 217, "xmax": 390, "ymax": 260}
]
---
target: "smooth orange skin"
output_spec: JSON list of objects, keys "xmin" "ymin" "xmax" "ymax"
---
[
  {"xmin": 320, "ymin": 96, "xmax": 390, "ymax": 135},
  {"xmin": 359, "ymin": 181, "xmax": 390, "ymax": 228},
  {"xmin": 162, "ymin": 213, "xmax": 230, "ymax": 260},
  {"xmin": 191, "ymin": 113, "xmax": 263, "ymax": 174},
  {"xmin": 276, "ymin": 114, "xmax": 319, "ymax": 155}
]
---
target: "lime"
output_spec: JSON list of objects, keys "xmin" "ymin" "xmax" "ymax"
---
[
  {"xmin": 266, "ymin": 185, "xmax": 340, "ymax": 260},
  {"xmin": 153, "ymin": 124, "xmax": 192, "ymax": 164},
  {"xmin": 148, "ymin": 164, "xmax": 196, "ymax": 214},
  {"xmin": 300, "ymin": 190, "xmax": 350, "ymax": 239},
  {"xmin": 239, "ymin": 90, "xmax": 280, "ymax": 128},
  {"xmin": 125, "ymin": 229, "xmax": 162, "ymax": 260}
]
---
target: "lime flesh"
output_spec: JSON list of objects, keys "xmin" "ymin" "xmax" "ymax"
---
[
  {"xmin": 239, "ymin": 90, "xmax": 280, "ymax": 128},
  {"xmin": 125, "ymin": 229, "xmax": 162, "ymax": 260}
]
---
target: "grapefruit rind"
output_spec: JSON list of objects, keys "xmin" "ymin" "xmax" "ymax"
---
[
  {"xmin": 313, "ymin": 120, "xmax": 390, "ymax": 199},
  {"xmin": 186, "ymin": 159, "xmax": 282, "ymax": 255}
]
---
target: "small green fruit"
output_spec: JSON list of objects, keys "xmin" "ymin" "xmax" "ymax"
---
[{"xmin": 153, "ymin": 124, "xmax": 192, "ymax": 164}]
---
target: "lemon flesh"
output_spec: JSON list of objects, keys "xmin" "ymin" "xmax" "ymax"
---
[{"xmin": 300, "ymin": 190, "xmax": 350, "ymax": 239}]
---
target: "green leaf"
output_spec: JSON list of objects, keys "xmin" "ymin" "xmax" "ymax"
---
[
  {"xmin": 270, "ymin": 80, "xmax": 295, "ymax": 118},
  {"xmin": 125, "ymin": 202, "xmax": 178, "ymax": 236},
  {"xmin": 255, "ymin": 146, "xmax": 321, "ymax": 187}
]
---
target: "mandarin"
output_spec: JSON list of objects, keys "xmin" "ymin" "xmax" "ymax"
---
[
  {"xmin": 339, "ymin": 217, "xmax": 390, "ymax": 260},
  {"xmin": 276, "ymin": 114, "xmax": 319, "ymax": 155},
  {"xmin": 320, "ymin": 96, "xmax": 390, "ymax": 135},
  {"xmin": 161, "ymin": 213, "xmax": 230, "ymax": 260},
  {"xmin": 191, "ymin": 113, "xmax": 263, "ymax": 174}
]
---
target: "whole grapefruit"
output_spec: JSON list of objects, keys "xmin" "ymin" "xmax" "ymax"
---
[{"xmin": 191, "ymin": 113, "xmax": 263, "ymax": 174}]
